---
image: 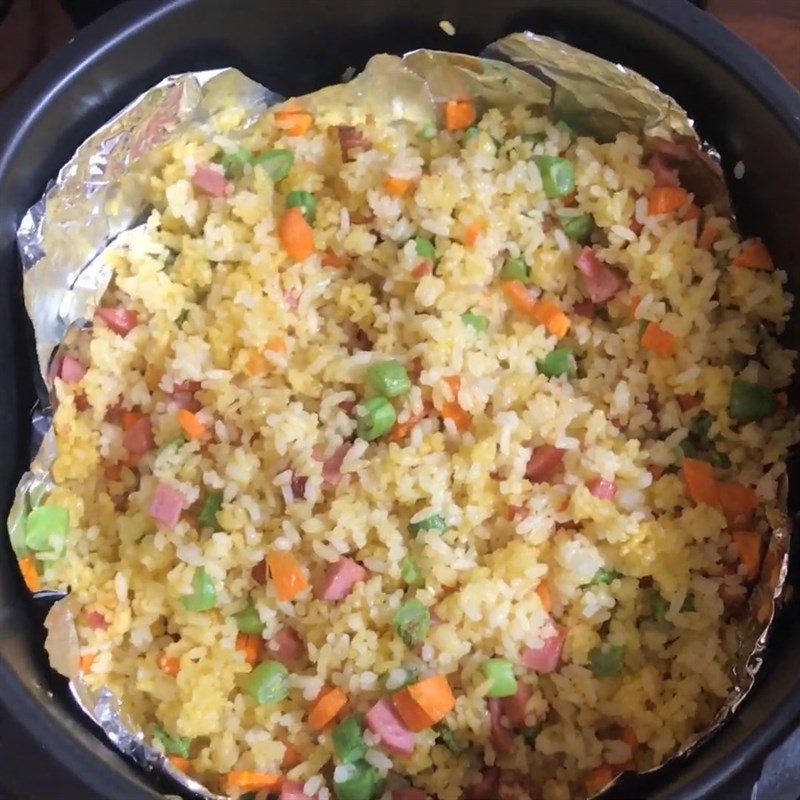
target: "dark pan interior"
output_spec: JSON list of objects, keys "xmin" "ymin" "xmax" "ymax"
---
[{"xmin": 1, "ymin": 1, "xmax": 799, "ymax": 798}]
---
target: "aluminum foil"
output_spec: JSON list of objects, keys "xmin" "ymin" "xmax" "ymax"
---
[{"xmin": 8, "ymin": 31, "xmax": 791, "ymax": 799}]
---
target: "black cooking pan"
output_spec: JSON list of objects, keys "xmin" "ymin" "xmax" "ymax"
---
[{"xmin": 1, "ymin": 1, "xmax": 799, "ymax": 798}]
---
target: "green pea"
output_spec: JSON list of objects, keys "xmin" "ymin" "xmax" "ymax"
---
[
  {"xmin": 500, "ymin": 255, "xmax": 528, "ymax": 281},
  {"xmin": 587, "ymin": 644, "xmax": 625, "ymax": 677},
  {"xmin": 414, "ymin": 237, "xmax": 436, "ymax": 260},
  {"xmin": 234, "ymin": 602, "xmax": 263, "ymax": 634},
  {"xmin": 690, "ymin": 411, "xmax": 714, "ymax": 441},
  {"xmin": 421, "ymin": 123, "xmax": 437, "ymax": 141},
  {"xmin": 198, "ymin": 491, "xmax": 223, "ymax": 528},
  {"xmin": 221, "ymin": 148, "xmax": 253, "ymax": 179},
  {"xmin": 537, "ymin": 347, "xmax": 574, "ymax": 378},
  {"xmin": 332, "ymin": 714, "xmax": 366, "ymax": 765},
  {"xmin": 25, "ymin": 506, "xmax": 69, "ymax": 556},
  {"xmin": 286, "ymin": 190, "xmax": 317, "ymax": 223},
  {"xmin": 161, "ymin": 435, "xmax": 187, "ymax": 453},
  {"xmin": 533, "ymin": 156, "xmax": 575, "ymax": 198},
  {"xmin": 181, "ymin": 567, "xmax": 216, "ymax": 612},
  {"xmin": 356, "ymin": 396, "xmax": 397, "ymax": 441},
  {"xmin": 729, "ymin": 378, "xmax": 778, "ymax": 421},
  {"xmin": 366, "ymin": 360, "xmax": 411, "ymax": 398},
  {"xmin": 461, "ymin": 311, "xmax": 488, "ymax": 332},
  {"xmin": 558, "ymin": 212, "xmax": 595, "ymax": 244},
  {"xmin": 253, "ymin": 149, "xmax": 294, "ymax": 181},
  {"xmin": 648, "ymin": 591, "xmax": 671, "ymax": 630},
  {"xmin": 154, "ymin": 726, "xmax": 191, "ymax": 758},
  {"xmin": 333, "ymin": 760, "xmax": 378, "ymax": 800},
  {"xmin": 481, "ymin": 658, "xmax": 517, "ymax": 698},
  {"xmin": 246, "ymin": 659, "xmax": 289, "ymax": 704},
  {"xmin": 393, "ymin": 599, "xmax": 430, "ymax": 648},
  {"xmin": 588, "ymin": 568, "xmax": 623, "ymax": 586},
  {"xmin": 461, "ymin": 126, "xmax": 479, "ymax": 143},
  {"xmin": 434, "ymin": 722, "xmax": 464, "ymax": 754},
  {"xmin": 709, "ymin": 449, "xmax": 732, "ymax": 469},
  {"xmin": 399, "ymin": 556, "xmax": 423, "ymax": 587},
  {"xmin": 409, "ymin": 514, "xmax": 447, "ymax": 535}
]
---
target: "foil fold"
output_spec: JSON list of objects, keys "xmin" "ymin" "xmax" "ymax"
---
[{"xmin": 10, "ymin": 31, "xmax": 791, "ymax": 799}]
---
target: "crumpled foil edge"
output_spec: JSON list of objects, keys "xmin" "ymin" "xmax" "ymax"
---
[{"xmin": 8, "ymin": 31, "xmax": 789, "ymax": 799}]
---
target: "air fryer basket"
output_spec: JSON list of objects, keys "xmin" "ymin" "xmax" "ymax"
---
[{"xmin": 1, "ymin": 1, "xmax": 799, "ymax": 798}]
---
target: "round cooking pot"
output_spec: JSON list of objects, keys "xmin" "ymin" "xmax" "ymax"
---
[{"xmin": 1, "ymin": 1, "xmax": 799, "ymax": 798}]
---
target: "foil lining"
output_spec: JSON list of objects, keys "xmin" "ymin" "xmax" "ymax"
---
[{"xmin": 8, "ymin": 32, "xmax": 791, "ymax": 799}]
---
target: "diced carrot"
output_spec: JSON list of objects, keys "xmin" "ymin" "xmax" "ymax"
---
[
  {"xmin": 266, "ymin": 337, "xmax": 287, "ymax": 354},
  {"xmin": 697, "ymin": 219, "xmax": 720, "ymax": 250},
  {"xmin": 501, "ymin": 280, "xmax": 539, "ymax": 317},
  {"xmin": 733, "ymin": 239, "xmax": 773, "ymax": 271},
  {"xmin": 444, "ymin": 99, "xmax": 476, "ymax": 131},
  {"xmin": 682, "ymin": 458, "xmax": 719, "ymax": 507},
  {"xmin": 641, "ymin": 321, "xmax": 676, "ymax": 357},
  {"xmin": 383, "ymin": 175, "xmax": 414, "ymax": 196},
  {"xmin": 441, "ymin": 401, "xmax": 471, "ymax": 432},
  {"xmin": 322, "ymin": 249, "xmax": 345, "ymax": 268},
  {"xmin": 582, "ymin": 765, "xmax": 615, "ymax": 797},
  {"xmin": 222, "ymin": 771, "xmax": 283, "ymax": 793},
  {"xmin": 18, "ymin": 555, "xmax": 40, "ymax": 592},
  {"xmin": 647, "ymin": 186, "xmax": 689, "ymax": 215},
  {"xmin": 266, "ymin": 551, "xmax": 309, "ymax": 601},
  {"xmin": 157, "ymin": 651, "xmax": 181, "ymax": 677},
  {"xmin": 535, "ymin": 580, "xmax": 552, "ymax": 613},
  {"xmin": 718, "ymin": 482, "xmax": 759, "ymax": 526},
  {"xmin": 388, "ymin": 410, "xmax": 424, "ymax": 443},
  {"xmin": 462, "ymin": 220, "xmax": 482, "ymax": 247},
  {"xmin": 278, "ymin": 206, "xmax": 315, "ymax": 262},
  {"xmin": 122, "ymin": 410, "xmax": 145, "ymax": 432},
  {"xmin": 683, "ymin": 203, "xmax": 702, "ymax": 221},
  {"xmin": 308, "ymin": 686, "xmax": 348, "ymax": 731},
  {"xmin": 628, "ymin": 293, "xmax": 642, "ymax": 322},
  {"xmin": 280, "ymin": 739, "xmax": 301, "ymax": 769},
  {"xmin": 79, "ymin": 653, "xmax": 95, "ymax": 673},
  {"xmin": 395, "ymin": 674, "xmax": 455, "ymax": 731},
  {"xmin": 236, "ymin": 632, "xmax": 265, "ymax": 665},
  {"xmin": 731, "ymin": 530, "xmax": 762, "ymax": 581},
  {"xmin": 275, "ymin": 108, "xmax": 313, "ymax": 136},
  {"xmin": 176, "ymin": 409, "xmax": 206, "ymax": 439},
  {"xmin": 168, "ymin": 756, "xmax": 191, "ymax": 773},
  {"xmin": 244, "ymin": 350, "xmax": 269, "ymax": 377},
  {"xmin": 533, "ymin": 299, "xmax": 571, "ymax": 338},
  {"xmin": 443, "ymin": 375, "xmax": 461, "ymax": 397}
]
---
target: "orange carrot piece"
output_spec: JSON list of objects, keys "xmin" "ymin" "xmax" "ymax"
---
[
  {"xmin": 122, "ymin": 410, "xmax": 145, "ymax": 432},
  {"xmin": 444, "ymin": 99, "xmax": 476, "ymax": 131},
  {"xmin": 266, "ymin": 337, "xmax": 287, "ymax": 353},
  {"xmin": 683, "ymin": 203, "xmax": 701, "ymax": 221},
  {"xmin": 278, "ymin": 206, "xmax": 315, "ymax": 262},
  {"xmin": 157, "ymin": 651, "xmax": 181, "ymax": 676},
  {"xmin": 697, "ymin": 219, "xmax": 720, "ymax": 250},
  {"xmin": 533, "ymin": 299, "xmax": 571, "ymax": 338},
  {"xmin": 392, "ymin": 688, "xmax": 436, "ymax": 732},
  {"xmin": 388, "ymin": 410, "xmax": 424, "ymax": 443},
  {"xmin": 535, "ymin": 580, "xmax": 552, "ymax": 613},
  {"xmin": 244, "ymin": 350, "xmax": 269, "ymax": 377},
  {"xmin": 682, "ymin": 458, "xmax": 719, "ymax": 507},
  {"xmin": 280, "ymin": 740, "xmax": 301, "ymax": 769},
  {"xmin": 718, "ymin": 482, "xmax": 759, "ymax": 526},
  {"xmin": 176, "ymin": 408, "xmax": 206, "ymax": 439},
  {"xmin": 443, "ymin": 375, "xmax": 461, "ymax": 397},
  {"xmin": 79, "ymin": 653, "xmax": 95, "ymax": 673},
  {"xmin": 501, "ymin": 280, "xmax": 539, "ymax": 317},
  {"xmin": 18, "ymin": 555, "xmax": 40, "ymax": 592},
  {"xmin": 383, "ymin": 176, "xmax": 414, "ymax": 196},
  {"xmin": 628, "ymin": 293, "xmax": 642, "ymax": 322},
  {"xmin": 404, "ymin": 674, "xmax": 456, "ymax": 729},
  {"xmin": 322, "ymin": 249, "xmax": 345, "ymax": 268},
  {"xmin": 462, "ymin": 220, "xmax": 482, "ymax": 247},
  {"xmin": 308, "ymin": 686, "xmax": 348, "ymax": 731},
  {"xmin": 275, "ymin": 108, "xmax": 313, "ymax": 136},
  {"xmin": 236, "ymin": 632, "xmax": 265, "ymax": 665},
  {"xmin": 266, "ymin": 551, "xmax": 309, "ymax": 601},
  {"xmin": 731, "ymin": 530, "xmax": 762, "ymax": 581},
  {"xmin": 647, "ymin": 186, "xmax": 689, "ymax": 215},
  {"xmin": 168, "ymin": 756, "xmax": 191, "ymax": 773},
  {"xmin": 582, "ymin": 765, "xmax": 616, "ymax": 797},
  {"xmin": 222, "ymin": 771, "xmax": 283, "ymax": 793},
  {"xmin": 733, "ymin": 239, "xmax": 773, "ymax": 271},
  {"xmin": 641, "ymin": 321, "xmax": 676, "ymax": 357},
  {"xmin": 441, "ymin": 401, "xmax": 471, "ymax": 432}
]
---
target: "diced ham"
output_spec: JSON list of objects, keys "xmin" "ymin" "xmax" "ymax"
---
[
  {"xmin": 284, "ymin": 289, "xmax": 300, "ymax": 310},
  {"xmin": 499, "ymin": 682, "xmax": 532, "ymax": 728},
  {"xmin": 122, "ymin": 416, "xmax": 155, "ymax": 456},
  {"xmin": 280, "ymin": 780, "xmax": 316, "ymax": 800},
  {"xmin": 519, "ymin": 626, "xmax": 566, "ymax": 673},
  {"xmin": 74, "ymin": 393, "xmax": 90, "ymax": 412},
  {"xmin": 676, "ymin": 393, "xmax": 702, "ymax": 411},
  {"xmin": 94, "ymin": 307, "xmax": 138, "ymax": 336},
  {"xmin": 60, "ymin": 354, "xmax": 86, "ymax": 383},
  {"xmin": 192, "ymin": 164, "xmax": 228, "ymax": 197},
  {"xmin": 365, "ymin": 697, "xmax": 416, "ymax": 755},
  {"xmin": 86, "ymin": 610, "xmax": 108, "ymax": 630},
  {"xmin": 338, "ymin": 399, "xmax": 358, "ymax": 414},
  {"xmin": 489, "ymin": 698, "xmax": 514, "ymax": 754},
  {"xmin": 315, "ymin": 557, "xmax": 367, "ymax": 601},
  {"xmin": 267, "ymin": 627, "xmax": 305, "ymax": 664},
  {"xmin": 322, "ymin": 444, "xmax": 350, "ymax": 486},
  {"xmin": 148, "ymin": 483, "xmax": 185, "ymax": 528},
  {"xmin": 574, "ymin": 247, "xmax": 622, "ymax": 304},
  {"xmin": 393, "ymin": 788, "xmax": 428, "ymax": 800},
  {"xmin": 171, "ymin": 390, "xmax": 201, "ymax": 412},
  {"xmin": 506, "ymin": 505, "xmax": 529, "ymax": 522},
  {"xmin": 588, "ymin": 478, "xmax": 617, "ymax": 500},
  {"xmin": 525, "ymin": 445, "xmax": 565, "ymax": 483},
  {"xmin": 462, "ymin": 768, "xmax": 500, "ymax": 800},
  {"xmin": 647, "ymin": 153, "xmax": 680, "ymax": 188},
  {"xmin": 251, "ymin": 560, "xmax": 267, "ymax": 585},
  {"xmin": 412, "ymin": 259, "xmax": 433, "ymax": 278},
  {"xmin": 572, "ymin": 299, "xmax": 596, "ymax": 319},
  {"xmin": 337, "ymin": 125, "xmax": 372, "ymax": 161}
]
